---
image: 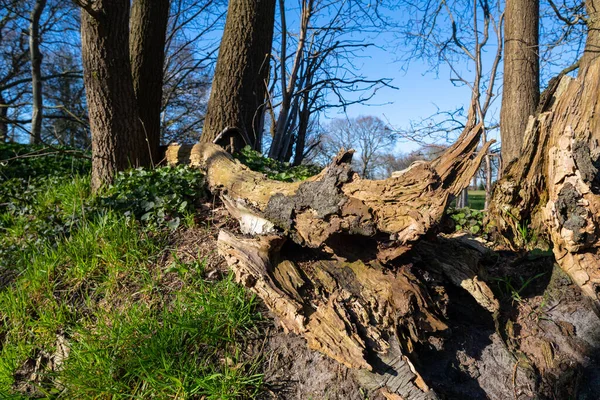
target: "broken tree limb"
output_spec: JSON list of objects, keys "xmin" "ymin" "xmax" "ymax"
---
[
  {"xmin": 167, "ymin": 121, "xmax": 490, "ymax": 253},
  {"xmin": 217, "ymin": 230, "xmax": 441, "ymax": 399}
]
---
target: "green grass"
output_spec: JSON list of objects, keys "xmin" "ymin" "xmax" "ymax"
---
[
  {"xmin": 0, "ymin": 146, "xmax": 263, "ymax": 399},
  {"xmin": 467, "ymin": 190, "xmax": 486, "ymax": 210}
]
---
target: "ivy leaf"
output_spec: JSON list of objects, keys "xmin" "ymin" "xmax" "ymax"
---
[{"xmin": 167, "ymin": 217, "xmax": 180, "ymax": 230}]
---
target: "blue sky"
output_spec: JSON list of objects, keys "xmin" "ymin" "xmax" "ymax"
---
[
  {"xmin": 330, "ymin": 40, "xmax": 489, "ymax": 154},
  {"xmin": 307, "ymin": 3, "xmax": 503, "ymax": 155}
]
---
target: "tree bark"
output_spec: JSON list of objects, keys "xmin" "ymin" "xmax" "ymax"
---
[
  {"xmin": 168, "ymin": 120, "xmax": 489, "ymax": 247},
  {"xmin": 200, "ymin": 0, "xmax": 276, "ymax": 151},
  {"xmin": 29, "ymin": 0, "xmax": 46, "ymax": 145},
  {"xmin": 0, "ymin": 92, "xmax": 7, "ymax": 142},
  {"xmin": 499, "ymin": 0, "xmax": 539, "ymax": 166},
  {"xmin": 456, "ymin": 187, "xmax": 468, "ymax": 208},
  {"xmin": 129, "ymin": 0, "xmax": 170, "ymax": 166},
  {"xmin": 79, "ymin": 0, "xmax": 147, "ymax": 191},
  {"xmin": 292, "ymin": 91, "xmax": 310, "ymax": 166},
  {"xmin": 488, "ymin": 0, "xmax": 600, "ymax": 310},
  {"xmin": 269, "ymin": 0, "xmax": 310, "ymax": 161}
]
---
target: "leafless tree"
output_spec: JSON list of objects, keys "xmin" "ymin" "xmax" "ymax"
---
[
  {"xmin": 161, "ymin": 0, "xmax": 225, "ymax": 144},
  {"xmin": 267, "ymin": 0, "xmax": 396, "ymax": 163},
  {"xmin": 0, "ymin": 0, "xmax": 82, "ymax": 143},
  {"xmin": 29, "ymin": 0, "xmax": 47, "ymax": 144},
  {"xmin": 200, "ymin": 0, "xmax": 277, "ymax": 150},
  {"xmin": 539, "ymin": 0, "xmax": 587, "ymax": 82},
  {"xmin": 317, "ymin": 115, "xmax": 396, "ymax": 179},
  {"xmin": 43, "ymin": 43, "xmax": 89, "ymax": 148},
  {"xmin": 397, "ymin": 0, "xmax": 504, "ymax": 209},
  {"xmin": 0, "ymin": 1, "xmax": 32, "ymax": 142},
  {"xmin": 377, "ymin": 150, "xmax": 427, "ymax": 178}
]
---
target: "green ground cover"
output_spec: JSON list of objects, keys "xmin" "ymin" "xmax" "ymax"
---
[{"xmin": 0, "ymin": 144, "xmax": 262, "ymax": 399}]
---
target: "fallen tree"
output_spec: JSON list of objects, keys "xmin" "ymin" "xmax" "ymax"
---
[
  {"xmin": 166, "ymin": 120, "xmax": 499, "ymax": 398},
  {"xmin": 161, "ymin": 2, "xmax": 600, "ymax": 397},
  {"xmin": 165, "ymin": 60, "xmax": 600, "ymax": 392}
]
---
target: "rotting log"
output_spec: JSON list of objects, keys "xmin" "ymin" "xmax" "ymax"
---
[
  {"xmin": 487, "ymin": 0, "xmax": 600, "ymax": 311},
  {"xmin": 487, "ymin": 57, "xmax": 600, "ymax": 312},
  {"xmin": 166, "ymin": 121, "xmax": 495, "ymax": 398},
  {"xmin": 217, "ymin": 231, "xmax": 442, "ymax": 399},
  {"xmin": 167, "ymin": 121, "xmax": 491, "ymax": 254}
]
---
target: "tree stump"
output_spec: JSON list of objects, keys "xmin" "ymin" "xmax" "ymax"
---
[{"xmin": 488, "ymin": 57, "xmax": 600, "ymax": 313}]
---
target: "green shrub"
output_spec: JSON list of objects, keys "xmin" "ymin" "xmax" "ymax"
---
[
  {"xmin": 446, "ymin": 207, "xmax": 485, "ymax": 235},
  {"xmin": 235, "ymin": 146, "xmax": 321, "ymax": 182},
  {"xmin": 97, "ymin": 166, "xmax": 206, "ymax": 230}
]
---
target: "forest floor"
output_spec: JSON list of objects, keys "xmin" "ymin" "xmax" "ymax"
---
[{"xmin": 1, "ymin": 144, "xmax": 600, "ymax": 399}]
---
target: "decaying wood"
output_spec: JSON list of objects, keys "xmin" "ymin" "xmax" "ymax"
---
[
  {"xmin": 166, "ymin": 118, "xmax": 493, "ymax": 398},
  {"xmin": 488, "ymin": 57, "xmax": 600, "ymax": 311},
  {"xmin": 217, "ymin": 230, "xmax": 442, "ymax": 399},
  {"xmin": 167, "ymin": 121, "xmax": 491, "ymax": 253},
  {"xmin": 414, "ymin": 233, "xmax": 500, "ymax": 314}
]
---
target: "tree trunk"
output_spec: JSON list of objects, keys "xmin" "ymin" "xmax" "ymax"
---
[
  {"xmin": 200, "ymin": 0, "xmax": 276, "ymax": 152},
  {"xmin": 488, "ymin": 0, "xmax": 600, "ymax": 310},
  {"xmin": 129, "ymin": 0, "xmax": 170, "ymax": 166},
  {"xmin": 0, "ymin": 93, "xmax": 7, "ymax": 142},
  {"xmin": 499, "ymin": 0, "xmax": 539, "ymax": 166},
  {"xmin": 29, "ymin": 0, "xmax": 46, "ymax": 145},
  {"xmin": 269, "ymin": 0, "xmax": 310, "ymax": 161},
  {"xmin": 79, "ymin": 0, "xmax": 147, "ymax": 191},
  {"xmin": 484, "ymin": 153, "xmax": 492, "ymax": 210},
  {"xmin": 456, "ymin": 188, "xmax": 468, "ymax": 208},
  {"xmin": 292, "ymin": 91, "xmax": 310, "ymax": 166}
]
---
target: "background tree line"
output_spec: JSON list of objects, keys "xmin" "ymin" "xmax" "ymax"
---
[{"xmin": 0, "ymin": 0, "xmax": 594, "ymax": 193}]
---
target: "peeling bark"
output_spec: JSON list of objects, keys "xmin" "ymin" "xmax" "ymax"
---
[
  {"xmin": 167, "ymin": 121, "xmax": 490, "ymax": 253},
  {"xmin": 488, "ymin": 53, "xmax": 600, "ymax": 311}
]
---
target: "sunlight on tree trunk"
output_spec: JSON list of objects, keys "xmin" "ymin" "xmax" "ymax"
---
[
  {"xmin": 201, "ymin": 0, "xmax": 276, "ymax": 151},
  {"xmin": 489, "ymin": 0, "xmax": 600, "ymax": 311},
  {"xmin": 500, "ymin": 0, "xmax": 540, "ymax": 166},
  {"xmin": 79, "ymin": 0, "xmax": 147, "ymax": 191}
]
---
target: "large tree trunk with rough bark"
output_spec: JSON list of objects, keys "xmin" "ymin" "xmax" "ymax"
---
[
  {"xmin": 488, "ymin": 0, "xmax": 600, "ymax": 311},
  {"xmin": 130, "ymin": 0, "xmax": 170, "ymax": 166},
  {"xmin": 80, "ymin": 0, "xmax": 148, "ymax": 191},
  {"xmin": 499, "ymin": 0, "xmax": 539, "ymax": 166},
  {"xmin": 200, "ymin": 0, "xmax": 276, "ymax": 152}
]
